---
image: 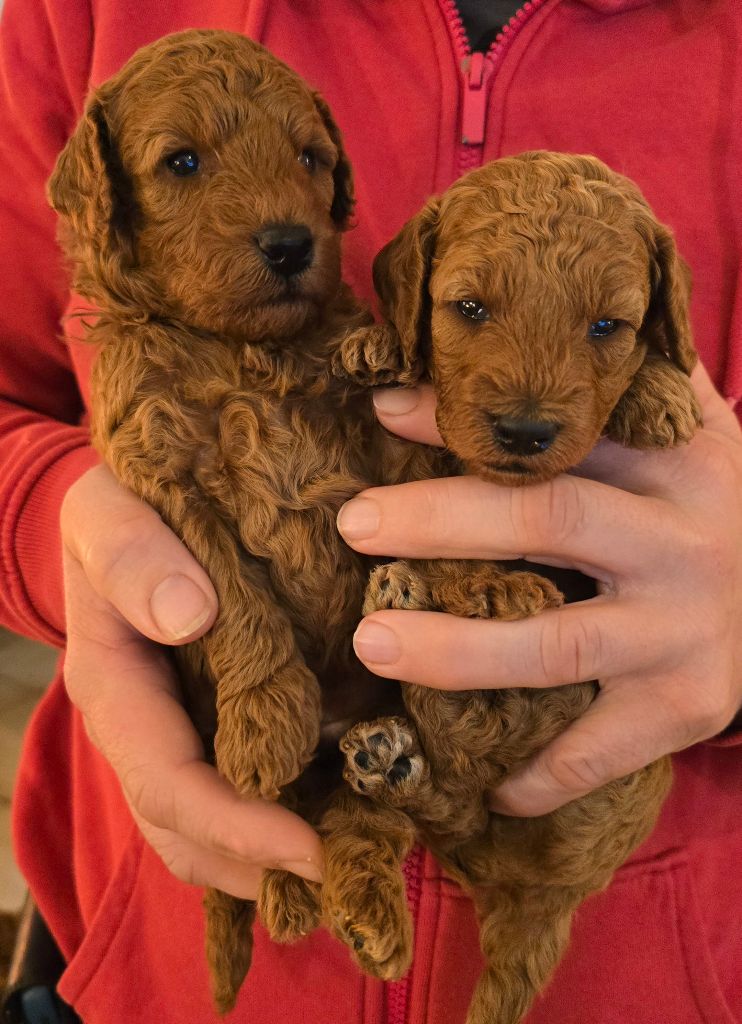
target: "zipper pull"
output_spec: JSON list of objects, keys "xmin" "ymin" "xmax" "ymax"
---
[{"xmin": 461, "ymin": 51, "xmax": 487, "ymax": 146}]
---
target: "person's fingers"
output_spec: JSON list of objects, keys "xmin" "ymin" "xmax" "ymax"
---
[
  {"xmin": 372, "ymin": 384, "xmax": 444, "ymax": 446},
  {"xmin": 63, "ymin": 552, "xmax": 323, "ymax": 883},
  {"xmin": 338, "ymin": 474, "xmax": 681, "ymax": 579},
  {"xmin": 126, "ymin": 759, "xmax": 323, "ymax": 883},
  {"xmin": 352, "ymin": 599, "xmax": 675, "ymax": 690},
  {"xmin": 488, "ymin": 673, "xmax": 736, "ymax": 816},
  {"xmin": 133, "ymin": 813, "xmax": 265, "ymax": 899},
  {"xmin": 61, "ymin": 464, "xmax": 218, "ymax": 644}
]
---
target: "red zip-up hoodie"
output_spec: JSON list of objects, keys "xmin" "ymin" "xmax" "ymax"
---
[{"xmin": 1, "ymin": 1, "xmax": 741, "ymax": 1021}]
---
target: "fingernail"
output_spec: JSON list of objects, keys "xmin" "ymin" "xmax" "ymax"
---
[
  {"xmin": 150, "ymin": 574, "xmax": 212, "ymax": 640},
  {"xmin": 373, "ymin": 387, "xmax": 421, "ymax": 416},
  {"xmin": 337, "ymin": 497, "xmax": 379, "ymax": 541},
  {"xmin": 279, "ymin": 858, "xmax": 323, "ymax": 884},
  {"xmin": 354, "ymin": 621, "xmax": 400, "ymax": 665}
]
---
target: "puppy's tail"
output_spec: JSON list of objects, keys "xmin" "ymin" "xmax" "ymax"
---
[{"xmin": 204, "ymin": 888, "xmax": 256, "ymax": 1014}]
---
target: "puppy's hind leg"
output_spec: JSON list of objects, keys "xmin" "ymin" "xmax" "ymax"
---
[
  {"xmin": 466, "ymin": 882, "xmax": 587, "ymax": 1024},
  {"xmin": 172, "ymin": 507, "xmax": 322, "ymax": 1011},
  {"xmin": 204, "ymin": 888, "xmax": 256, "ymax": 1015},
  {"xmin": 319, "ymin": 790, "xmax": 417, "ymax": 981},
  {"xmin": 257, "ymin": 868, "xmax": 321, "ymax": 945}
]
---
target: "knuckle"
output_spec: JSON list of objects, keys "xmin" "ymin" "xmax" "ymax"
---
[
  {"xmin": 221, "ymin": 833, "xmax": 260, "ymax": 865},
  {"xmin": 677, "ymin": 520, "xmax": 727, "ymax": 572},
  {"xmin": 512, "ymin": 477, "xmax": 586, "ymax": 551},
  {"xmin": 85, "ymin": 513, "xmax": 154, "ymax": 581},
  {"xmin": 675, "ymin": 690, "xmax": 734, "ymax": 743},
  {"xmin": 121, "ymin": 763, "xmax": 169, "ymax": 830},
  {"xmin": 152, "ymin": 837, "xmax": 201, "ymax": 886},
  {"xmin": 537, "ymin": 611, "xmax": 602, "ymax": 684},
  {"xmin": 539, "ymin": 743, "xmax": 608, "ymax": 797},
  {"xmin": 161, "ymin": 852, "xmax": 200, "ymax": 887},
  {"xmin": 704, "ymin": 690, "xmax": 734, "ymax": 733},
  {"xmin": 422, "ymin": 478, "xmax": 460, "ymax": 550}
]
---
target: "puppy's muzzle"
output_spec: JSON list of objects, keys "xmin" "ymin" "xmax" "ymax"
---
[
  {"xmin": 490, "ymin": 414, "xmax": 561, "ymax": 456},
  {"xmin": 256, "ymin": 223, "xmax": 314, "ymax": 278}
]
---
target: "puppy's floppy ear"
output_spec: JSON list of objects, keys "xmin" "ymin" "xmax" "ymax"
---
[
  {"xmin": 640, "ymin": 222, "xmax": 697, "ymax": 376},
  {"xmin": 373, "ymin": 196, "xmax": 440, "ymax": 370},
  {"xmin": 312, "ymin": 92, "xmax": 354, "ymax": 228},
  {"xmin": 48, "ymin": 90, "xmax": 139, "ymax": 270}
]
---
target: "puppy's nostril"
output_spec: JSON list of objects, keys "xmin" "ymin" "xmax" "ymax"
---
[
  {"xmin": 256, "ymin": 224, "xmax": 313, "ymax": 278},
  {"xmin": 492, "ymin": 416, "xmax": 561, "ymax": 456}
]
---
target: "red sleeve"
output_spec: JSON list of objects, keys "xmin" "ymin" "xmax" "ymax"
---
[{"xmin": 0, "ymin": 0, "xmax": 99, "ymax": 645}]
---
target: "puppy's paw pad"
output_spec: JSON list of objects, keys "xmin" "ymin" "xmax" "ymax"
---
[
  {"xmin": 257, "ymin": 869, "xmax": 321, "ymax": 943},
  {"xmin": 340, "ymin": 718, "xmax": 427, "ymax": 802},
  {"xmin": 363, "ymin": 561, "xmax": 432, "ymax": 614}
]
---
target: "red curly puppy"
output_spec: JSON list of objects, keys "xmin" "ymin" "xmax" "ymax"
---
[
  {"xmin": 49, "ymin": 29, "xmax": 702, "ymax": 1020},
  {"xmin": 331, "ymin": 151, "xmax": 701, "ymax": 1024},
  {"xmin": 47, "ymin": 29, "xmax": 447, "ymax": 1013}
]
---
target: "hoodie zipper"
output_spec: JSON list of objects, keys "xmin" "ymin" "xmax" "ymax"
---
[
  {"xmin": 384, "ymin": 11, "xmax": 551, "ymax": 1022},
  {"xmin": 385, "ymin": 844, "xmax": 424, "ymax": 1024},
  {"xmin": 439, "ymin": 0, "xmax": 551, "ymax": 175}
]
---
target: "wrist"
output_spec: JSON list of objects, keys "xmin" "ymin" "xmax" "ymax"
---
[{"xmin": 8, "ymin": 439, "xmax": 99, "ymax": 643}]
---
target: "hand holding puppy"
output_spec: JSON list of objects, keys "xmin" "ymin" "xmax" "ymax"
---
[
  {"xmin": 342, "ymin": 364, "xmax": 742, "ymax": 816},
  {"xmin": 61, "ymin": 464, "xmax": 323, "ymax": 898}
]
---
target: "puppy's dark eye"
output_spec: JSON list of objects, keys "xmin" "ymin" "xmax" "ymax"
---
[
  {"xmin": 165, "ymin": 150, "xmax": 200, "ymax": 176},
  {"xmin": 299, "ymin": 148, "xmax": 316, "ymax": 173},
  {"xmin": 456, "ymin": 299, "xmax": 490, "ymax": 322},
  {"xmin": 589, "ymin": 318, "xmax": 619, "ymax": 338}
]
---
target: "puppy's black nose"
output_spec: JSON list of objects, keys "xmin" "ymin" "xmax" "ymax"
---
[
  {"xmin": 256, "ymin": 224, "xmax": 313, "ymax": 277},
  {"xmin": 492, "ymin": 415, "xmax": 561, "ymax": 456}
]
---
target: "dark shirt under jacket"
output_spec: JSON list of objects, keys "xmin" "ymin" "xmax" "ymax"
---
[{"xmin": 456, "ymin": 1, "xmax": 524, "ymax": 51}]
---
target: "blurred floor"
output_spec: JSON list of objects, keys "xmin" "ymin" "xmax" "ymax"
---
[{"xmin": 0, "ymin": 628, "xmax": 58, "ymax": 914}]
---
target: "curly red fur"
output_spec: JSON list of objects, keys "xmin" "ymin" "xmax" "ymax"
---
[
  {"xmin": 333, "ymin": 152, "xmax": 700, "ymax": 1024},
  {"xmin": 48, "ymin": 29, "xmax": 443, "ymax": 1013},
  {"xmin": 50, "ymin": 35, "xmax": 701, "ymax": 1024}
]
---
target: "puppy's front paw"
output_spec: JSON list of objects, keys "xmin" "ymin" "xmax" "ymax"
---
[
  {"xmin": 340, "ymin": 717, "xmax": 428, "ymax": 804},
  {"xmin": 363, "ymin": 560, "xmax": 432, "ymax": 615},
  {"xmin": 331, "ymin": 324, "xmax": 418, "ymax": 387},
  {"xmin": 257, "ymin": 868, "xmax": 321, "ymax": 943},
  {"xmin": 607, "ymin": 359, "xmax": 703, "ymax": 449},
  {"xmin": 472, "ymin": 569, "xmax": 563, "ymax": 621},
  {"xmin": 433, "ymin": 565, "xmax": 563, "ymax": 621}
]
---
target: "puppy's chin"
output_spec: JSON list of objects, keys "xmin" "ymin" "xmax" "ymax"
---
[
  {"xmin": 185, "ymin": 275, "xmax": 339, "ymax": 342},
  {"xmin": 467, "ymin": 457, "xmax": 565, "ymax": 486},
  {"xmin": 459, "ymin": 437, "xmax": 595, "ymax": 485},
  {"xmin": 231, "ymin": 294, "xmax": 322, "ymax": 342}
]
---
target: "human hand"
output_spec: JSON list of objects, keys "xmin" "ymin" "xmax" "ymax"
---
[
  {"xmin": 337, "ymin": 365, "xmax": 742, "ymax": 816},
  {"xmin": 61, "ymin": 465, "xmax": 323, "ymax": 896}
]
